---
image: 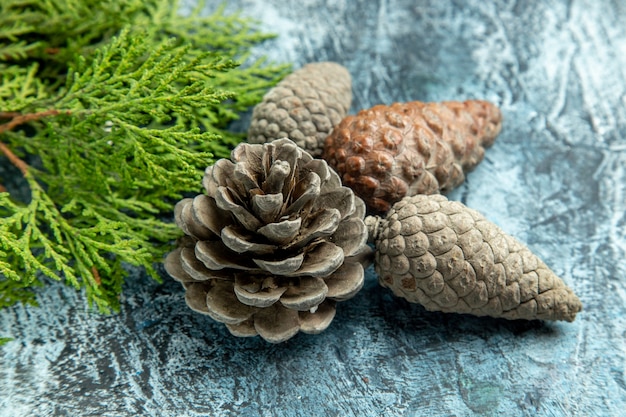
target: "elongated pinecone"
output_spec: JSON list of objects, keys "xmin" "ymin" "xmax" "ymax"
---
[
  {"xmin": 248, "ymin": 62, "xmax": 352, "ymax": 157},
  {"xmin": 367, "ymin": 195, "xmax": 582, "ymax": 322},
  {"xmin": 324, "ymin": 100, "xmax": 502, "ymax": 213},
  {"xmin": 164, "ymin": 139, "xmax": 369, "ymax": 343}
]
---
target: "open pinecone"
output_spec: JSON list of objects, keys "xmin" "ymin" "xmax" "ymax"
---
[
  {"xmin": 164, "ymin": 139, "xmax": 370, "ymax": 343},
  {"xmin": 323, "ymin": 100, "xmax": 502, "ymax": 213},
  {"xmin": 248, "ymin": 62, "xmax": 352, "ymax": 157}
]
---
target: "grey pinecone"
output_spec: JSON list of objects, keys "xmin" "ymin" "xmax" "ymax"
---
[
  {"xmin": 248, "ymin": 62, "xmax": 352, "ymax": 157},
  {"xmin": 368, "ymin": 194, "xmax": 582, "ymax": 322},
  {"xmin": 164, "ymin": 138, "xmax": 370, "ymax": 343}
]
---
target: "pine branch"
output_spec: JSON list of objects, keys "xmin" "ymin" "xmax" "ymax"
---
[
  {"xmin": 118, "ymin": 0, "xmax": 291, "ymax": 155},
  {"xmin": 0, "ymin": 2, "xmax": 289, "ymax": 313},
  {"xmin": 1, "ymin": 31, "xmax": 216, "ymax": 311},
  {"xmin": 0, "ymin": 272, "xmax": 37, "ymax": 310},
  {"xmin": 0, "ymin": 63, "xmax": 48, "ymax": 112}
]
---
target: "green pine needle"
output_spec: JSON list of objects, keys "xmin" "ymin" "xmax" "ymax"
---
[{"xmin": 0, "ymin": 337, "xmax": 13, "ymax": 346}]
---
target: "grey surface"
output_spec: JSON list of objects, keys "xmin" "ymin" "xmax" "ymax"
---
[{"xmin": 2, "ymin": 0, "xmax": 626, "ymax": 416}]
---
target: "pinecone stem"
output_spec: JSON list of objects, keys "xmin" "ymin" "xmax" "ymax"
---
[{"xmin": 364, "ymin": 215, "xmax": 383, "ymax": 244}]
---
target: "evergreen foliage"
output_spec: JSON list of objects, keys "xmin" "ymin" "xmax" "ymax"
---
[{"xmin": 0, "ymin": 0, "xmax": 289, "ymax": 316}]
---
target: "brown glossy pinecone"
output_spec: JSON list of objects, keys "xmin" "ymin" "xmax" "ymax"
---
[
  {"xmin": 164, "ymin": 139, "xmax": 370, "ymax": 343},
  {"xmin": 367, "ymin": 194, "xmax": 582, "ymax": 322},
  {"xmin": 248, "ymin": 62, "xmax": 352, "ymax": 157},
  {"xmin": 324, "ymin": 100, "xmax": 502, "ymax": 214}
]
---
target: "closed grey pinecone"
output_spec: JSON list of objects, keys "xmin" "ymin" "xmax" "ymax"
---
[
  {"xmin": 248, "ymin": 62, "xmax": 352, "ymax": 157},
  {"xmin": 164, "ymin": 139, "xmax": 370, "ymax": 343},
  {"xmin": 367, "ymin": 194, "xmax": 582, "ymax": 322}
]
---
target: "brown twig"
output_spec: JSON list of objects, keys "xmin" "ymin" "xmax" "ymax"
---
[
  {"xmin": 1, "ymin": 46, "xmax": 62, "ymax": 61},
  {"xmin": 0, "ymin": 109, "xmax": 65, "ymax": 175},
  {"xmin": 91, "ymin": 266, "xmax": 102, "ymax": 286},
  {"xmin": 0, "ymin": 109, "xmax": 61, "ymax": 134},
  {"xmin": 0, "ymin": 112, "xmax": 21, "ymax": 120},
  {"xmin": 0, "ymin": 184, "xmax": 6, "ymax": 193},
  {"xmin": 0, "ymin": 141, "xmax": 28, "ymax": 175}
]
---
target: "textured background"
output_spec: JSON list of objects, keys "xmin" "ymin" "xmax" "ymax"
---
[{"xmin": 2, "ymin": 0, "xmax": 626, "ymax": 416}]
